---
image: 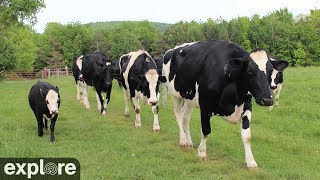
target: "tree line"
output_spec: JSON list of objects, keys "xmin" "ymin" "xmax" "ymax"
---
[{"xmin": 1, "ymin": 1, "xmax": 319, "ymax": 71}]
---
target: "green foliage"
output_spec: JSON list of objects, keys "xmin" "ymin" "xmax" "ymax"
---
[
  {"xmin": 87, "ymin": 21, "xmax": 172, "ymax": 32},
  {"xmin": 0, "ymin": 0, "xmax": 45, "ymax": 30},
  {"xmin": 4, "ymin": 8, "xmax": 320, "ymax": 70},
  {"xmin": 0, "ymin": 25, "xmax": 37, "ymax": 71}
]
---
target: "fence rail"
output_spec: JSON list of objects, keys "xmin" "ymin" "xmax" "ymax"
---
[{"xmin": 2, "ymin": 67, "xmax": 72, "ymax": 80}]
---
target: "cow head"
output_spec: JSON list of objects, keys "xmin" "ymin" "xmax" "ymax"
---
[
  {"xmin": 228, "ymin": 49, "xmax": 273, "ymax": 106},
  {"xmin": 94, "ymin": 52, "xmax": 113, "ymax": 89},
  {"xmin": 268, "ymin": 57, "xmax": 289, "ymax": 90},
  {"xmin": 40, "ymin": 87, "xmax": 60, "ymax": 115},
  {"xmin": 135, "ymin": 51, "xmax": 166, "ymax": 106}
]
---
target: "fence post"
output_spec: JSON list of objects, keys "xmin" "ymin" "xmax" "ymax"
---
[{"xmin": 65, "ymin": 66, "xmax": 68, "ymax": 75}]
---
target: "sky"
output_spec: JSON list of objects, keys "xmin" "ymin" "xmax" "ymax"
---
[{"xmin": 34, "ymin": 0, "xmax": 320, "ymax": 33}]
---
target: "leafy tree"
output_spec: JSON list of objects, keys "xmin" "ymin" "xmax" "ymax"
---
[{"xmin": 0, "ymin": 0, "xmax": 45, "ymax": 30}]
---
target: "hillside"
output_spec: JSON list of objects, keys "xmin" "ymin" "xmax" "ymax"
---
[{"xmin": 86, "ymin": 21, "xmax": 172, "ymax": 32}]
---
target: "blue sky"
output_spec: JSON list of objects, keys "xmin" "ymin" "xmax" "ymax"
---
[{"xmin": 34, "ymin": 0, "xmax": 320, "ymax": 33}]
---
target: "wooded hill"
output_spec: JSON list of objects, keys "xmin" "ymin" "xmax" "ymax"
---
[{"xmin": 87, "ymin": 21, "xmax": 172, "ymax": 32}]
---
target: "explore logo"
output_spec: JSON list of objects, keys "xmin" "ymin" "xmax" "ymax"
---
[{"xmin": 0, "ymin": 158, "xmax": 80, "ymax": 180}]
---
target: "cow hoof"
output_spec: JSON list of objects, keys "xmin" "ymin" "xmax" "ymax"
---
[
  {"xmin": 269, "ymin": 106, "xmax": 273, "ymax": 111},
  {"xmin": 246, "ymin": 161, "xmax": 258, "ymax": 169},
  {"xmin": 135, "ymin": 123, "xmax": 141, "ymax": 128},
  {"xmin": 124, "ymin": 113, "xmax": 130, "ymax": 117},
  {"xmin": 50, "ymin": 139, "xmax": 55, "ymax": 143},
  {"xmin": 153, "ymin": 125, "xmax": 160, "ymax": 132},
  {"xmin": 198, "ymin": 151, "xmax": 207, "ymax": 160},
  {"xmin": 101, "ymin": 111, "xmax": 106, "ymax": 116},
  {"xmin": 44, "ymin": 127, "xmax": 48, "ymax": 130}
]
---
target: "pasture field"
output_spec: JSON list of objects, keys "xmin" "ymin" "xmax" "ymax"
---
[{"xmin": 0, "ymin": 67, "xmax": 319, "ymax": 179}]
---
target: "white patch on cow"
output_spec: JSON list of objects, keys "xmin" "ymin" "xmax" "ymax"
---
[
  {"xmin": 106, "ymin": 62, "xmax": 111, "ymax": 66},
  {"xmin": 145, "ymin": 69, "xmax": 159, "ymax": 105},
  {"xmin": 76, "ymin": 56, "xmax": 83, "ymax": 70},
  {"xmin": 122, "ymin": 50, "xmax": 149, "ymax": 90},
  {"xmin": 222, "ymin": 104, "xmax": 244, "ymax": 123},
  {"xmin": 270, "ymin": 69, "xmax": 279, "ymax": 88},
  {"xmin": 46, "ymin": 90, "xmax": 59, "ymax": 114},
  {"xmin": 250, "ymin": 50, "xmax": 268, "ymax": 73},
  {"xmin": 174, "ymin": 42, "xmax": 197, "ymax": 50}
]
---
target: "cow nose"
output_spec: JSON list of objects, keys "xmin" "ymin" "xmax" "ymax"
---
[
  {"xmin": 270, "ymin": 85, "xmax": 277, "ymax": 90},
  {"xmin": 149, "ymin": 101, "xmax": 158, "ymax": 106},
  {"xmin": 260, "ymin": 98, "xmax": 273, "ymax": 106},
  {"xmin": 106, "ymin": 82, "xmax": 112, "ymax": 85},
  {"xmin": 51, "ymin": 110, "xmax": 58, "ymax": 114}
]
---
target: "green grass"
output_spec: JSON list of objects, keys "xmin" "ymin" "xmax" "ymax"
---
[{"xmin": 0, "ymin": 67, "xmax": 319, "ymax": 179}]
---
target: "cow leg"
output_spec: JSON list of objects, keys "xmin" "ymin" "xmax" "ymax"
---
[
  {"xmin": 198, "ymin": 105, "xmax": 211, "ymax": 159},
  {"xmin": 151, "ymin": 105, "xmax": 160, "ymax": 131},
  {"xmin": 123, "ymin": 88, "xmax": 130, "ymax": 116},
  {"xmin": 96, "ymin": 90, "xmax": 106, "ymax": 115},
  {"xmin": 173, "ymin": 97, "xmax": 187, "ymax": 146},
  {"xmin": 104, "ymin": 86, "xmax": 112, "ymax": 113},
  {"xmin": 241, "ymin": 95, "xmax": 258, "ymax": 168},
  {"xmin": 275, "ymin": 84, "xmax": 282, "ymax": 108},
  {"xmin": 132, "ymin": 97, "xmax": 141, "ymax": 128},
  {"xmin": 37, "ymin": 115, "xmax": 44, "ymax": 137},
  {"xmin": 182, "ymin": 100, "xmax": 195, "ymax": 147},
  {"xmin": 95, "ymin": 91, "xmax": 101, "ymax": 111},
  {"xmin": 50, "ymin": 115, "xmax": 57, "ymax": 142},
  {"xmin": 83, "ymin": 83, "xmax": 90, "ymax": 109},
  {"xmin": 44, "ymin": 118, "xmax": 48, "ymax": 130},
  {"xmin": 76, "ymin": 82, "xmax": 81, "ymax": 101}
]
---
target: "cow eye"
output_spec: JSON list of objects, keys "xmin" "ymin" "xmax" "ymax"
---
[{"xmin": 45, "ymin": 100, "xmax": 49, "ymax": 104}]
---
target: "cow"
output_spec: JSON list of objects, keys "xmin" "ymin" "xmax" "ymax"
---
[
  {"xmin": 72, "ymin": 55, "xmax": 90, "ymax": 108},
  {"xmin": 112, "ymin": 59, "xmax": 123, "ymax": 87},
  {"xmin": 119, "ymin": 50, "xmax": 166, "ymax": 131},
  {"xmin": 81, "ymin": 51, "xmax": 113, "ymax": 115},
  {"xmin": 268, "ymin": 56, "xmax": 289, "ymax": 110},
  {"xmin": 163, "ymin": 40, "xmax": 273, "ymax": 168},
  {"xmin": 28, "ymin": 81, "xmax": 61, "ymax": 142}
]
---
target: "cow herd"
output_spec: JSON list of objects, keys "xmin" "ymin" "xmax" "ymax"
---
[{"xmin": 28, "ymin": 40, "xmax": 288, "ymax": 168}]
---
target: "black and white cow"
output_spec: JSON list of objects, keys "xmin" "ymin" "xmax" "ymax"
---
[
  {"xmin": 28, "ymin": 81, "xmax": 61, "ymax": 142},
  {"xmin": 72, "ymin": 55, "xmax": 89, "ymax": 108},
  {"xmin": 81, "ymin": 51, "xmax": 113, "ymax": 115},
  {"xmin": 268, "ymin": 56, "xmax": 289, "ymax": 110},
  {"xmin": 119, "ymin": 50, "xmax": 166, "ymax": 130},
  {"xmin": 163, "ymin": 40, "xmax": 273, "ymax": 168}
]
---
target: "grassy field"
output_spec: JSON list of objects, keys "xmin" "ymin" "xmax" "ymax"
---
[{"xmin": 0, "ymin": 67, "xmax": 319, "ymax": 179}]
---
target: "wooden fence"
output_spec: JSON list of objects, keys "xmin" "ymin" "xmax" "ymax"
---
[{"xmin": 2, "ymin": 67, "xmax": 72, "ymax": 80}]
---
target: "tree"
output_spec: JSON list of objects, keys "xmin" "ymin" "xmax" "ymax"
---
[{"xmin": 0, "ymin": 0, "xmax": 45, "ymax": 30}]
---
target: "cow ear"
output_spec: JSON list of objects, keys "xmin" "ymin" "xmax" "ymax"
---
[
  {"xmin": 273, "ymin": 60, "xmax": 289, "ymax": 72},
  {"xmin": 55, "ymin": 86, "xmax": 59, "ymax": 93},
  {"xmin": 158, "ymin": 76, "xmax": 167, "ymax": 83}
]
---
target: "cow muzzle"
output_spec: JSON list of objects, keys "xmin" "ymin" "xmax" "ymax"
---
[
  {"xmin": 270, "ymin": 85, "xmax": 277, "ymax": 90},
  {"xmin": 148, "ymin": 100, "xmax": 158, "ymax": 106},
  {"xmin": 257, "ymin": 97, "xmax": 273, "ymax": 106},
  {"xmin": 50, "ymin": 110, "xmax": 58, "ymax": 115},
  {"xmin": 79, "ymin": 75, "xmax": 84, "ymax": 82}
]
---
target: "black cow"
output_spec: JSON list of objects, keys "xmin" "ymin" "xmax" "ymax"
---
[
  {"xmin": 268, "ymin": 56, "xmax": 289, "ymax": 110},
  {"xmin": 72, "ymin": 55, "xmax": 90, "ymax": 108},
  {"xmin": 81, "ymin": 51, "xmax": 113, "ymax": 115},
  {"xmin": 112, "ymin": 59, "xmax": 122, "ymax": 87},
  {"xmin": 163, "ymin": 40, "xmax": 273, "ymax": 168},
  {"xmin": 28, "ymin": 81, "xmax": 60, "ymax": 142},
  {"xmin": 119, "ymin": 50, "xmax": 166, "ymax": 131}
]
